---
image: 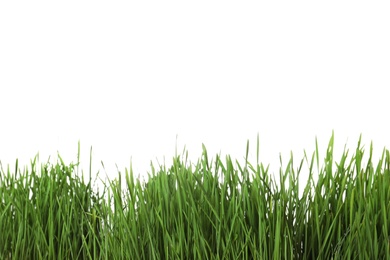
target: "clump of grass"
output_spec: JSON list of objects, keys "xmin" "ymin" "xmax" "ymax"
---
[
  {"xmin": 0, "ymin": 148, "xmax": 105, "ymax": 259},
  {"xmin": 0, "ymin": 133, "xmax": 389, "ymax": 259}
]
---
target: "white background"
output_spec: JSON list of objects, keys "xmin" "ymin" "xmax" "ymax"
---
[{"xmin": 1, "ymin": 1, "xmax": 389, "ymax": 193}]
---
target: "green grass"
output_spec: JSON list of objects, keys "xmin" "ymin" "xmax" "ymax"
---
[{"xmin": 1, "ymin": 133, "xmax": 389, "ymax": 259}]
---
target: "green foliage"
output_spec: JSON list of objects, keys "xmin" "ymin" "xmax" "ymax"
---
[{"xmin": 1, "ymin": 134, "xmax": 389, "ymax": 259}]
